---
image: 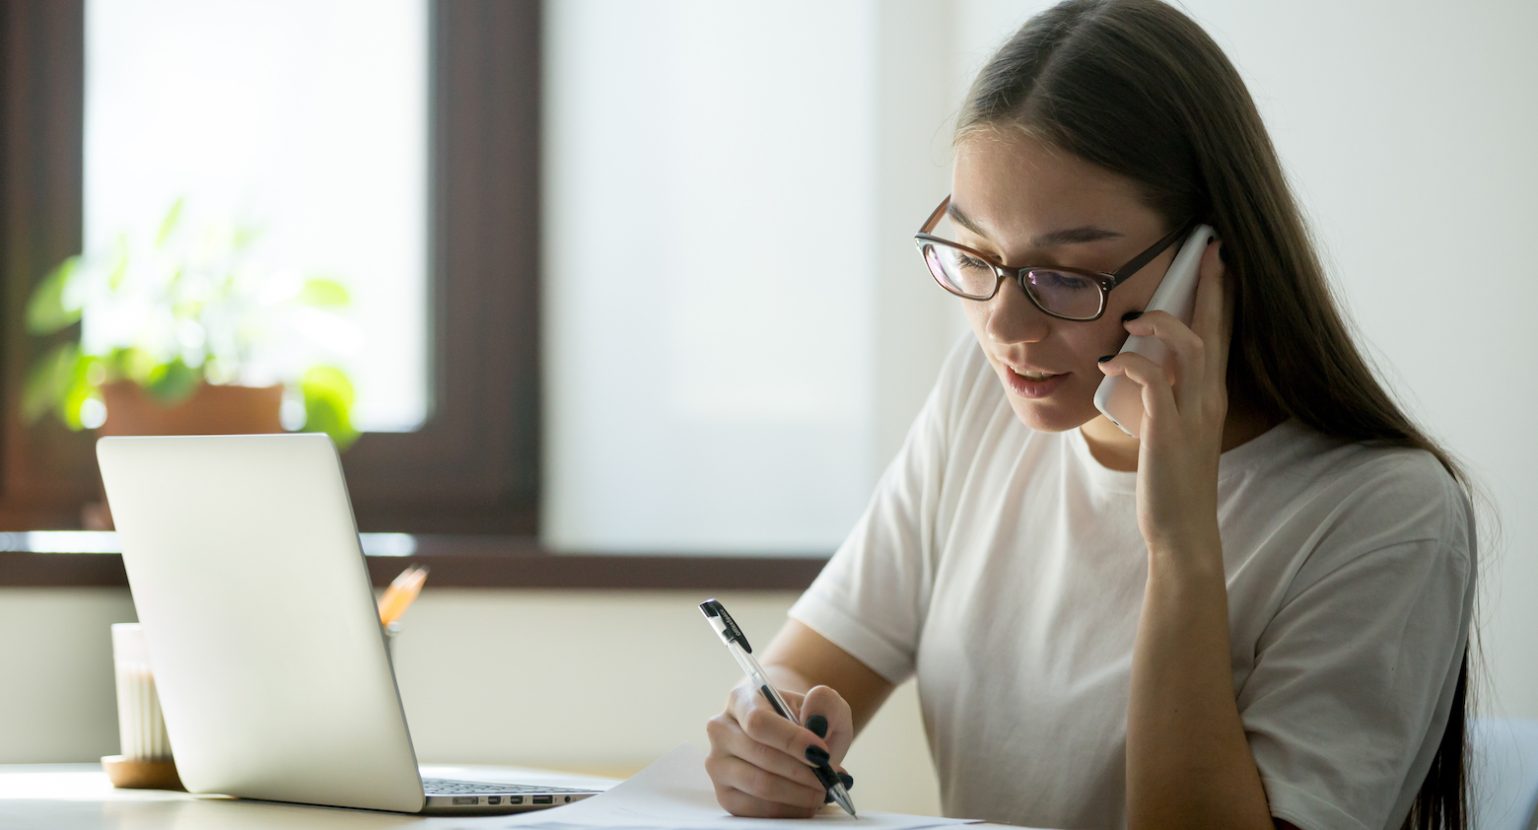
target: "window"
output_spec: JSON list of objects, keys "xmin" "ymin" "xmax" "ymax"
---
[
  {"xmin": 542, "ymin": 1, "xmax": 878, "ymax": 553},
  {"xmin": 541, "ymin": 1, "xmax": 961, "ymax": 554},
  {"xmin": 1, "ymin": 0, "xmax": 541, "ymax": 534},
  {"xmin": 84, "ymin": 0, "xmax": 430, "ymax": 433}
]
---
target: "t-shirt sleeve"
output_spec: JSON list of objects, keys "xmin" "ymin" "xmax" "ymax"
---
[
  {"xmin": 787, "ymin": 334, "xmax": 975, "ymax": 685},
  {"xmin": 1238, "ymin": 457, "xmax": 1476, "ymax": 830}
]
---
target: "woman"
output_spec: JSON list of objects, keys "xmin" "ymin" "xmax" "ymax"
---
[{"xmin": 703, "ymin": 1, "xmax": 1477, "ymax": 828}]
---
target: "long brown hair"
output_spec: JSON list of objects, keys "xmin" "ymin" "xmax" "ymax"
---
[{"xmin": 956, "ymin": 2, "xmax": 1489, "ymax": 827}]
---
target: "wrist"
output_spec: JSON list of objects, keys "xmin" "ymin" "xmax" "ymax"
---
[{"xmin": 1146, "ymin": 528, "xmax": 1224, "ymax": 575}]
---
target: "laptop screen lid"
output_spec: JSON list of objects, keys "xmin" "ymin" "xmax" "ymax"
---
[{"xmin": 98, "ymin": 433, "xmax": 426, "ymax": 813}]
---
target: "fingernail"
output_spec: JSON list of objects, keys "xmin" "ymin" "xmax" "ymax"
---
[
  {"xmin": 1098, "ymin": 354, "xmax": 1114, "ymax": 364},
  {"xmin": 825, "ymin": 791, "xmax": 834, "ymax": 804},
  {"xmin": 839, "ymin": 771, "xmax": 854, "ymax": 790},
  {"xmin": 1121, "ymin": 310, "xmax": 1143, "ymax": 322},
  {"xmin": 805, "ymin": 746, "xmax": 830, "ymax": 765},
  {"xmin": 806, "ymin": 714, "xmax": 828, "ymax": 738}
]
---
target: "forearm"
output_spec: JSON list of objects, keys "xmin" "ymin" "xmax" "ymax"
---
[
  {"xmin": 760, "ymin": 621, "xmax": 896, "ymax": 734},
  {"xmin": 761, "ymin": 663, "xmax": 815, "ymax": 696},
  {"xmin": 1126, "ymin": 531, "xmax": 1273, "ymax": 829}
]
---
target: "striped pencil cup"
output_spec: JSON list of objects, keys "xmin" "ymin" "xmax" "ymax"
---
[{"xmin": 103, "ymin": 623, "xmax": 181, "ymax": 789}]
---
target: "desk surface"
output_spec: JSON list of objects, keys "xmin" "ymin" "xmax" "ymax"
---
[
  {"xmin": 0, "ymin": 763, "xmax": 1025, "ymax": 830},
  {"xmin": 0, "ymin": 763, "xmax": 618, "ymax": 830}
]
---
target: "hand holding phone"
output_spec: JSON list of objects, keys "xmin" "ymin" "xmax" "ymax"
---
[{"xmin": 1092, "ymin": 224, "xmax": 1217, "ymax": 438}]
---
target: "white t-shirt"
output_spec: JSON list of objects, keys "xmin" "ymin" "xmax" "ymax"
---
[{"xmin": 789, "ymin": 336, "xmax": 1475, "ymax": 830}]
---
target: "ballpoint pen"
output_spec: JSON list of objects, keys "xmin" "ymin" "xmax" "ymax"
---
[{"xmin": 698, "ymin": 598, "xmax": 857, "ymax": 817}]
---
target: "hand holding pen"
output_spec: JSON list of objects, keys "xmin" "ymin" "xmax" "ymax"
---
[{"xmin": 700, "ymin": 599, "xmax": 857, "ymax": 818}]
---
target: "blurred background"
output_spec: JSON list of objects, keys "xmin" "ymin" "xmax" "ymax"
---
[{"xmin": 0, "ymin": 0, "xmax": 1533, "ymax": 816}]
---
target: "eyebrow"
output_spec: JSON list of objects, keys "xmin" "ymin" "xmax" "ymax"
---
[{"xmin": 947, "ymin": 203, "xmax": 1125, "ymax": 248}]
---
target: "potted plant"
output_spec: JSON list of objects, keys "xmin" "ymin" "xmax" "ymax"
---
[{"xmin": 22, "ymin": 199, "xmax": 361, "ymax": 450}]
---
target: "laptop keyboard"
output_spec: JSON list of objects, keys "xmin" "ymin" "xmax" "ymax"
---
[{"xmin": 423, "ymin": 778, "xmax": 593, "ymax": 796}]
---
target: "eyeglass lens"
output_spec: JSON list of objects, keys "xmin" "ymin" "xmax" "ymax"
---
[{"xmin": 923, "ymin": 242, "xmax": 1102, "ymax": 320}]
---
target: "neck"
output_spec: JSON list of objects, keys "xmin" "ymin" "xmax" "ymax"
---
[{"xmin": 1078, "ymin": 401, "xmax": 1283, "ymax": 473}]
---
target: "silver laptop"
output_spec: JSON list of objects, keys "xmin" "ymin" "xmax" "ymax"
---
[{"xmin": 97, "ymin": 433, "xmax": 601, "ymax": 815}]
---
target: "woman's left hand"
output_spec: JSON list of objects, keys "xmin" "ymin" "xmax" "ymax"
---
[{"xmin": 1096, "ymin": 240, "xmax": 1232, "ymax": 558}]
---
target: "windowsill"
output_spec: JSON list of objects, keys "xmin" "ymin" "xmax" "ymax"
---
[{"xmin": 0, "ymin": 532, "xmax": 829, "ymax": 590}]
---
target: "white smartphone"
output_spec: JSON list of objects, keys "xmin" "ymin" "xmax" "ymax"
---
[{"xmin": 1092, "ymin": 223, "xmax": 1217, "ymax": 438}]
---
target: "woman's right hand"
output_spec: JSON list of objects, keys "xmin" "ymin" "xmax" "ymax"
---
[{"xmin": 704, "ymin": 681, "xmax": 854, "ymax": 818}]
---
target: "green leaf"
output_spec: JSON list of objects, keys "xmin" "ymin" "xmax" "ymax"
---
[
  {"xmin": 155, "ymin": 198, "xmax": 185, "ymax": 249},
  {"xmin": 231, "ymin": 224, "xmax": 262, "ymax": 251},
  {"xmin": 21, "ymin": 343, "xmax": 82, "ymax": 425},
  {"xmin": 299, "ymin": 364, "xmax": 359, "ymax": 451},
  {"xmin": 106, "ymin": 237, "xmax": 131, "ymax": 292},
  {"xmin": 25, "ymin": 256, "xmax": 82, "ymax": 335},
  {"xmin": 299, "ymin": 277, "xmax": 351, "ymax": 308},
  {"xmin": 105, "ymin": 346, "xmax": 159, "ymax": 385},
  {"xmin": 143, "ymin": 358, "xmax": 201, "ymax": 405},
  {"xmin": 60, "ymin": 355, "xmax": 102, "ymax": 430}
]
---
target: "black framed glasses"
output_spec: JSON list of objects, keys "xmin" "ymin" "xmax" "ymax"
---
[{"xmin": 914, "ymin": 195, "xmax": 1196, "ymax": 322}]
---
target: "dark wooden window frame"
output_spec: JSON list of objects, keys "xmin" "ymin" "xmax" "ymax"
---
[
  {"xmin": 0, "ymin": 0, "xmax": 827, "ymax": 590},
  {"xmin": 0, "ymin": 534, "xmax": 825, "ymax": 590},
  {"xmin": 2, "ymin": 1, "xmax": 539, "ymax": 534}
]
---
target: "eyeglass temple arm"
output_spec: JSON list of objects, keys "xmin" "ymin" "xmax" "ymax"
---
[
  {"xmin": 1110, "ymin": 218, "xmax": 1199, "ymax": 285},
  {"xmin": 918, "ymin": 195, "xmax": 952, "ymax": 235}
]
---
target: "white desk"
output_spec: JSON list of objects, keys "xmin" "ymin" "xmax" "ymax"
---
[
  {"xmin": 0, "ymin": 763, "xmax": 1027, "ymax": 830},
  {"xmin": 0, "ymin": 763, "xmax": 618, "ymax": 830}
]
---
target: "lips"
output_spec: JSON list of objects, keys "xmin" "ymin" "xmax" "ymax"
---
[
  {"xmin": 1004, "ymin": 363, "xmax": 1065, "ymax": 379},
  {"xmin": 1003, "ymin": 366, "xmax": 1069, "ymax": 398}
]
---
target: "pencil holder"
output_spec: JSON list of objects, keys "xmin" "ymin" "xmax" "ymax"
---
[
  {"xmin": 383, "ymin": 620, "xmax": 401, "ymax": 664},
  {"xmin": 102, "ymin": 622, "xmax": 183, "ymax": 790}
]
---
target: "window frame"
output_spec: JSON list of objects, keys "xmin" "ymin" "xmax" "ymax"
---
[{"xmin": 0, "ymin": 0, "xmax": 540, "ymax": 535}]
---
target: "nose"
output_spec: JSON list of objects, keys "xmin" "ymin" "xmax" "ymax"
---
[{"xmin": 983, "ymin": 278, "xmax": 1050, "ymax": 346}]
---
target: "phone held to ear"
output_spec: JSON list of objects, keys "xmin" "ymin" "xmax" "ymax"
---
[{"xmin": 1092, "ymin": 224, "xmax": 1217, "ymax": 439}]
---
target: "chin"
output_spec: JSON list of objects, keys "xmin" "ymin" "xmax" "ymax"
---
[{"xmin": 1004, "ymin": 395, "xmax": 1097, "ymax": 433}]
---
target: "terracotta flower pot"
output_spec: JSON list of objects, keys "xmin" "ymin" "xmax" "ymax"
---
[
  {"xmin": 84, "ymin": 381, "xmax": 286, "ymax": 529},
  {"xmin": 98, "ymin": 381, "xmax": 284, "ymax": 437}
]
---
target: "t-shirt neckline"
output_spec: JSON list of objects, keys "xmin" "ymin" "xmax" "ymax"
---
[{"xmin": 1068, "ymin": 416, "xmax": 1303, "ymax": 493}]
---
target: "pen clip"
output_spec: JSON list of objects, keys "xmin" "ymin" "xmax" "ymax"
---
[{"xmin": 699, "ymin": 598, "xmax": 752, "ymax": 653}]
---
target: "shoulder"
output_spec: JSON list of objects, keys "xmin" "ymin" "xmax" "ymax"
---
[
  {"xmin": 1283, "ymin": 433, "xmax": 1474, "ymax": 577},
  {"xmin": 1314, "ymin": 439, "xmax": 1468, "ymax": 539}
]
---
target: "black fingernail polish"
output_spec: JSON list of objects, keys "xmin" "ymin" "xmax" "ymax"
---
[
  {"xmin": 1098, "ymin": 354, "xmax": 1114, "ymax": 364},
  {"xmin": 806, "ymin": 714, "xmax": 828, "ymax": 738},
  {"xmin": 1121, "ymin": 310, "xmax": 1143, "ymax": 322},
  {"xmin": 805, "ymin": 746, "xmax": 830, "ymax": 765},
  {"xmin": 825, "ymin": 791, "xmax": 834, "ymax": 804},
  {"xmin": 839, "ymin": 771, "xmax": 854, "ymax": 790}
]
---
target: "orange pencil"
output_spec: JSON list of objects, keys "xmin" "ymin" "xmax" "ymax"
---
[{"xmin": 378, "ymin": 565, "xmax": 429, "ymax": 626}]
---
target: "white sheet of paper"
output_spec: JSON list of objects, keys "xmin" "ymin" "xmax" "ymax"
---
[{"xmin": 492, "ymin": 744, "xmax": 980, "ymax": 830}]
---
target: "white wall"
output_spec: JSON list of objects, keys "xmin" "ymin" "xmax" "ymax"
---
[
  {"xmin": 0, "ymin": 589, "xmax": 135, "ymax": 762},
  {"xmin": 0, "ymin": 588, "xmax": 942, "ymax": 815}
]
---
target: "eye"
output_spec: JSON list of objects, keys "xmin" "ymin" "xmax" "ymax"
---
[
  {"xmin": 1030, "ymin": 270, "xmax": 1096, "ymax": 292},
  {"xmin": 954, "ymin": 253, "xmax": 991, "ymax": 272}
]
